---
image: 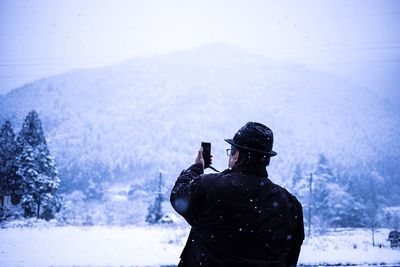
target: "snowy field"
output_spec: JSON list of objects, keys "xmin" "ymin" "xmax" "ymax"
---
[{"xmin": 0, "ymin": 225, "xmax": 399, "ymax": 267}]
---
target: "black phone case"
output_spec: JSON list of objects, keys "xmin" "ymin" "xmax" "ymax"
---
[{"xmin": 201, "ymin": 142, "xmax": 211, "ymax": 168}]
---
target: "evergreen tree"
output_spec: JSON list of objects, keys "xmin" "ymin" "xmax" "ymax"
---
[
  {"xmin": 312, "ymin": 154, "xmax": 359, "ymax": 227},
  {"xmin": 320, "ymin": 183, "xmax": 363, "ymax": 227},
  {"xmin": 312, "ymin": 154, "xmax": 335, "ymax": 226},
  {"xmin": 291, "ymin": 164, "xmax": 308, "ymax": 201},
  {"xmin": 292, "ymin": 164, "xmax": 303, "ymax": 189},
  {"xmin": 146, "ymin": 173, "xmax": 164, "ymax": 224},
  {"xmin": 17, "ymin": 145, "xmax": 40, "ymax": 217},
  {"xmin": 17, "ymin": 143, "xmax": 61, "ymax": 219},
  {"xmin": 16, "ymin": 111, "xmax": 61, "ymax": 219},
  {"xmin": 16, "ymin": 111, "xmax": 47, "ymax": 149},
  {"xmin": 86, "ymin": 178, "xmax": 105, "ymax": 200},
  {"xmin": 0, "ymin": 121, "xmax": 21, "ymax": 203},
  {"xmin": 314, "ymin": 154, "xmax": 335, "ymax": 182}
]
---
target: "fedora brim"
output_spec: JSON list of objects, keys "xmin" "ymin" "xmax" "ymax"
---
[{"xmin": 224, "ymin": 139, "xmax": 277, "ymax": 157}]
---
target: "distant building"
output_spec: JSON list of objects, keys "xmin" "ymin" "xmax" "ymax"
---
[{"xmin": 0, "ymin": 194, "xmax": 12, "ymax": 207}]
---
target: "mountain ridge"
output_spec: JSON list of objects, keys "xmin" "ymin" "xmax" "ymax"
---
[{"xmin": 1, "ymin": 44, "xmax": 399, "ymax": 200}]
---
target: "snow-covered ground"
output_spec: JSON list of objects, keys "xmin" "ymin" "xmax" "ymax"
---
[
  {"xmin": 299, "ymin": 228, "xmax": 400, "ymax": 266},
  {"xmin": 0, "ymin": 225, "xmax": 399, "ymax": 267}
]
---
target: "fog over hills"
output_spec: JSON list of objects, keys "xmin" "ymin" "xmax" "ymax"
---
[{"xmin": 1, "ymin": 44, "xmax": 399, "ymax": 200}]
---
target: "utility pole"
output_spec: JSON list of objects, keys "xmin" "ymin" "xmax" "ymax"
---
[
  {"xmin": 158, "ymin": 172, "xmax": 163, "ymax": 197},
  {"xmin": 308, "ymin": 173, "xmax": 313, "ymax": 237}
]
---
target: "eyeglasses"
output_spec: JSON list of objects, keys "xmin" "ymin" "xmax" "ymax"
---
[{"xmin": 226, "ymin": 148, "xmax": 235, "ymax": 156}]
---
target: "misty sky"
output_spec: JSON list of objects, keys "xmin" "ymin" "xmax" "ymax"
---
[{"xmin": 1, "ymin": 0, "xmax": 399, "ymax": 104}]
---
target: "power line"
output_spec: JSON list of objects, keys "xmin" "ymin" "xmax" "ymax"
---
[
  {"xmin": 0, "ymin": 74, "xmax": 44, "ymax": 78},
  {"xmin": 0, "ymin": 59, "xmax": 119, "ymax": 67},
  {"xmin": 0, "ymin": 58, "xmax": 399, "ymax": 80},
  {"xmin": 0, "ymin": 44, "xmax": 399, "ymax": 68},
  {"xmin": 313, "ymin": 58, "xmax": 400, "ymax": 66},
  {"xmin": 268, "ymin": 45, "xmax": 400, "ymax": 55}
]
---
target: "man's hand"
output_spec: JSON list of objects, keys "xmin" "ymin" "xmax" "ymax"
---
[
  {"xmin": 195, "ymin": 148, "xmax": 205, "ymax": 169},
  {"xmin": 195, "ymin": 148, "xmax": 213, "ymax": 170}
]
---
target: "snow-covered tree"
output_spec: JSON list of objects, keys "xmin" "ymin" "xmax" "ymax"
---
[
  {"xmin": 361, "ymin": 171, "xmax": 385, "ymax": 246},
  {"xmin": 17, "ymin": 144, "xmax": 61, "ymax": 219},
  {"xmin": 16, "ymin": 111, "xmax": 61, "ymax": 219},
  {"xmin": 146, "ymin": 173, "xmax": 164, "ymax": 224},
  {"xmin": 86, "ymin": 178, "xmax": 105, "ymax": 200},
  {"xmin": 291, "ymin": 164, "xmax": 303, "ymax": 189},
  {"xmin": 312, "ymin": 154, "xmax": 335, "ymax": 226},
  {"xmin": 314, "ymin": 154, "xmax": 335, "ymax": 182},
  {"xmin": 311, "ymin": 155, "xmax": 365, "ymax": 228},
  {"xmin": 16, "ymin": 111, "xmax": 47, "ymax": 149},
  {"xmin": 146, "ymin": 194, "xmax": 163, "ymax": 224},
  {"xmin": 321, "ymin": 183, "xmax": 364, "ymax": 227},
  {"xmin": 0, "ymin": 120, "xmax": 21, "ymax": 204},
  {"xmin": 311, "ymin": 154, "xmax": 358, "ymax": 227},
  {"xmin": 291, "ymin": 164, "xmax": 309, "ymax": 201}
]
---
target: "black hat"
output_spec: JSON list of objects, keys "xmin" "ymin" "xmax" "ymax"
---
[{"xmin": 225, "ymin": 122, "xmax": 277, "ymax": 157}]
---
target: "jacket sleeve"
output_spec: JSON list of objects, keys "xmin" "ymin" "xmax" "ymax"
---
[
  {"xmin": 170, "ymin": 163, "xmax": 204, "ymax": 225},
  {"xmin": 286, "ymin": 198, "xmax": 305, "ymax": 267}
]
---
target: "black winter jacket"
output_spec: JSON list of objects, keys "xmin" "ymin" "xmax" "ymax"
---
[{"xmin": 170, "ymin": 163, "xmax": 304, "ymax": 267}]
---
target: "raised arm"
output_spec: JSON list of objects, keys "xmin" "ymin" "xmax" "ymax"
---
[{"xmin": 170, "ymin": 163, "xmax": 204, "ymax": 225}]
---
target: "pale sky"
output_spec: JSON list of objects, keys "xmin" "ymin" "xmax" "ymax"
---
[{"xmin": 1, "ymin": 0, "xmax": 399, "ymax": 104}]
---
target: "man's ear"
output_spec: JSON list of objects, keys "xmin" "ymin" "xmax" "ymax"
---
[{"xmin": 232, "ymin": 150, "xmax": 240, "ymax": 165}]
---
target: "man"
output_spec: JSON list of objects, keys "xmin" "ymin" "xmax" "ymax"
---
[{"xmin": 170, "ymin": 122, "xmax": 304, "ymax": 266}]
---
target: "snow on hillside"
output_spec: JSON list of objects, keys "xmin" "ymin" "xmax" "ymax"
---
[
  {"xmin": 1, "ymin": 44, "xmax": 399, "ymax": 191},
  {"xmin": 0, "ymin": 225, "xmax": 399, "ymax": 267}
]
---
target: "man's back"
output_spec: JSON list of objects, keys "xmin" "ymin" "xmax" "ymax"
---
[
  {"xmin": 171, "ymin": 122, "xmax": 304, "ymax": 266},
  {"xmin": 171, "ymin": 163, "xmax": 304, "ymax": 266}
]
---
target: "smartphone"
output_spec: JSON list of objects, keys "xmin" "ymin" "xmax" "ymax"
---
[{"xmin": 201, "ymin": 142, "xmax": 212, "ymax": 168}]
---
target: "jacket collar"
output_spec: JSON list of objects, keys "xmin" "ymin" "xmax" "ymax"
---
[{"xmin": 230, "ymin": 164, "xmax": 268, "ymax": 178}]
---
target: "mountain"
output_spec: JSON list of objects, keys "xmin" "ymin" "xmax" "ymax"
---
[{"xmin": 1, "ymin": 43, "xmax": 399, "ymax": 201}]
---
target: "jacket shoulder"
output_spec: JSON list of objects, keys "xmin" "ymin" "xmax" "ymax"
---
[
  {"xmin": 197, "ymin": 172, "xmax": 225, "ymax": 185},
  {"xmin": 269, "ymin": 181, "xmax": 302, "ymax": 205}
]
